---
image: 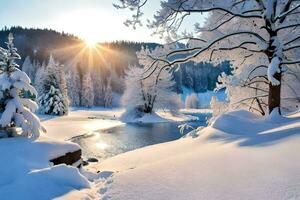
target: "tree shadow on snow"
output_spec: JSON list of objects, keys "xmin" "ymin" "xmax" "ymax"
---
[{"xmin": 206, "ymin": 111, "xmax": 300, "ymax": 147}]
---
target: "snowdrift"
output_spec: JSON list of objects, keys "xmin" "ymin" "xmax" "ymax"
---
[{"xmin": 0, "ymin": 137, "xmax": 90, "ymax": 200}]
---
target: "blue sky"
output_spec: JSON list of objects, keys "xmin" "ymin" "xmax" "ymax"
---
[{"xmin": 0, "ymin": 0, "xmax": 205, "ymax": 43}]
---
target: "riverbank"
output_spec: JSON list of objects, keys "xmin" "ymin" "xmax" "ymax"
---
[{"xmin": 41, "ymin": 107, "xmax": 208, "ymax": 140}]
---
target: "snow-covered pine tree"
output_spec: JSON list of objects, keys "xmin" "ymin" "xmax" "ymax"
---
[
  {"xmin": 38, "ymin": 79, "xmax": 68, "ymax": 116},
  {"xmin": 65, "ymin": 62, "xmax": 81, "ymax": 106},
  {"xmin": 38, "ymin": 55, "xmax": 69, "ymax": 115},
  {"xmin": 0, "ymin": 33, "xmax": 44, "ymax": 139},
  {"xmin": 91, "ymin": 67, "xmax": 104, "ymax": 106},
  {"xmin": 22, "ymin": 56, "xmax": 36, "ymax": 82},
  {"xmin": 34, "ymin": 62, "xmax": 47, "ymax": 95},
  {"xmin": 103, "ymin": 78, "xmax": 113, "ymax": 107},
  {"xmin": 81, "ymin": 71, "xmax": 94, "ymax": 107}
]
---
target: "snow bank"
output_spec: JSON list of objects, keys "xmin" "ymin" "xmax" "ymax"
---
[
  {"xmin": 120, "ymin": 109, "xmax": 198, "ymax": 123},
  {"xmin": 210, "ymin": 108, "xmax": 300, "ymax": 146},
  {"xmin": 82, "ymin": 109, "xmax": 300, "ymax": 200},
  {"xmin": 41, "ymin": 108, "xmax": 124, "ymax": 140},
  {"xmin": 0, "ymin": 136, "xmax": 90, "ymax": 200}
]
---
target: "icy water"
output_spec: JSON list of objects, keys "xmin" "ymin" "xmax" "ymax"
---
[{"xmin": 72, "ymin": 112, "xmax": 210, "ymax": 162}]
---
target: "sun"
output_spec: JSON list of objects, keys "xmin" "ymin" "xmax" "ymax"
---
[{"xmin": 84, "ymin": 37, "xmax": 99, "ymax": 48}]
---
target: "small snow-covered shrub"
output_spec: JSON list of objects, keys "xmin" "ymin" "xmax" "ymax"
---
[
  {"xmin": 0, "ymin": 33, "xmax": 44, "ymax": 139},
  {"xmin": 185, "ymin": 93, "xmax": 200, "ymax": 109}
]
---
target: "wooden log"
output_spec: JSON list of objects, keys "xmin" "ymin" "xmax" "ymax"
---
[{"xmin": 50, "ymin": 149, "xmax": 82, "ymax": 168}]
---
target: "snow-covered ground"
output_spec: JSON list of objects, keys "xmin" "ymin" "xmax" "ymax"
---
[
  {"xmin": 2, "ymin": 107, "xmax": 300, "ymax": 200},
  {"xmin": 63, "ymin": 109, "xmax": 300, "ymax": 200},
  {"xmin": 40, "ymin": 107, "xmax": 124, "ymax": 140}
]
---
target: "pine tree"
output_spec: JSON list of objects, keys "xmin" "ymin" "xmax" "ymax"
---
[
  {"xmin": 38, "ymin": 82, "xmax": 68, "ymax": 115},
  {"xmin": 104, "ymin": 78, "xmax": 113, "ymax": 107},
  {"xmin": 34, "ymin": 64, "xmax": 47, "ymax": 96},
  {"xmin": 81, "ymin": 71, "xmax": 94, "ymax": 107},
  {"xmin": 22, "ymin": 56, "xmax": 35, "ymax": 82},
  {"xmin": 38, "ymin": 55, "xmax": 69, "ymax": 115},
  {"xmin": 65, "ymin": 63, "xmax": 81, "ymax": 106},
  {"xmin": 91, "ymin": 67, "xmax": 103, "ymax": 106},
  {"xmin": 0, "ymin": 33, "xmax": 44, "ymax": 139}
]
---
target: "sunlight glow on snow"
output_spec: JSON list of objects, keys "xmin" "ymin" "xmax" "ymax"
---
[
  {"xmin": 95, "ymin": 142, "xmax": 110, "ymax": 150},
  {"xmin": 83, "ymin": 120, "xmax": 124, "ymax": 132}
]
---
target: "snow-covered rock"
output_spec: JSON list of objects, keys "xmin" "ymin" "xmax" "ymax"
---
[{"xmin": 0, "ymin": 137, "xmax": 89, "ymax": 200}]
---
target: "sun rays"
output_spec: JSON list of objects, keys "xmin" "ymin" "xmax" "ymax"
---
[{"xmin": 50, "ymin": 40, "xmax": 117, "ymax": 72}]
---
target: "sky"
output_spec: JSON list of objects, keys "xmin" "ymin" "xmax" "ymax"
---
[{"xmin": 0, "ymin": 0, "xmax": 206, "ymax": 43}]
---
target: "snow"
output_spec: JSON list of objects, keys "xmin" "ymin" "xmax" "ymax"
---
[
  {"xmin": 71, "ymin": 109, "xmax": 300, "ymax": 200},
  {"xmin": 41, "ymin": 107, "xmax": 124, "ymax": 140},
  {"xmin": 120, "ymin": 109, "xmax": 198, "ymax": 123},
  {"xmin": 0, "ymin": 136, "xmax": 89, "ymax": 200},
  {"xmin": 2, "ymin": 106, "xmax": 300, "ymax": 200},
  {"xmin": 268, "ymin": 56, "xmax": 281, "ymax": 86}
]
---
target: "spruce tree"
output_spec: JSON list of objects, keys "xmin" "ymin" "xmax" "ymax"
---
[
  {"xmin": 38, "ymin": 55, "xmax": 69, "ymax": 115},
  {"xmin": 0, "ymin": 33, "xmax": 44, "ymax": 139},
  {"xmin": 81, "ymin": 71, "xmax": 94, "ymax": 107}
]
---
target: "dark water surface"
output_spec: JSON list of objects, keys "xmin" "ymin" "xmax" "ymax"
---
[{"xmin": 73, "ymin": 112, "xmax": 210, "ymax": 161}]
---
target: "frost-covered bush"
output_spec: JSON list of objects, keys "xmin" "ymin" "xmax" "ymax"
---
[
  {"xmin": 0, "ymin": 33, "xmax": 44, "ymax": 139},
  {"xmin": 121, "ymin": 64, "xmax": 178, "ymax": 114},
  {"xmin": 185, "ymin": 94, "xmax": 200, "ymax": 109},
  {"xmin": 121, "ymin": 46, "xmax": 179, "ymax": 114},
  {"xmin": 209, "ymin": 96, "xmax": 228, "ymax": 124}
]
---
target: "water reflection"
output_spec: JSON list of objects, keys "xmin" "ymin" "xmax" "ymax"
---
[{"xmin": 73, "ymin": 112, "xmax": 210, "ymax": 161}]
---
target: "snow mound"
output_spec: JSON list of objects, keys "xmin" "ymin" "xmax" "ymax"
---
[
  {"xmin": 209, "ymin": 109, "xmax": 300, "ymax": 146},
  {"xmin": 0, "ymin": 137, "xmax": 90, "ymax": 200}
]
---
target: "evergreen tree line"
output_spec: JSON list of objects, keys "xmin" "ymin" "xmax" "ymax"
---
[{"xmin": 22, "ymin": 55, "xmax": 115, "ymax": 114}]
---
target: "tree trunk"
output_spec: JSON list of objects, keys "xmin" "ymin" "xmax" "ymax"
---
[
  {"xmin": 265, "ymin": 13, "xmax": 281, "ymax": 115},
  {"xmin": 268, "ymin": 72, "xmax": 281, "ymax": 114}
]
